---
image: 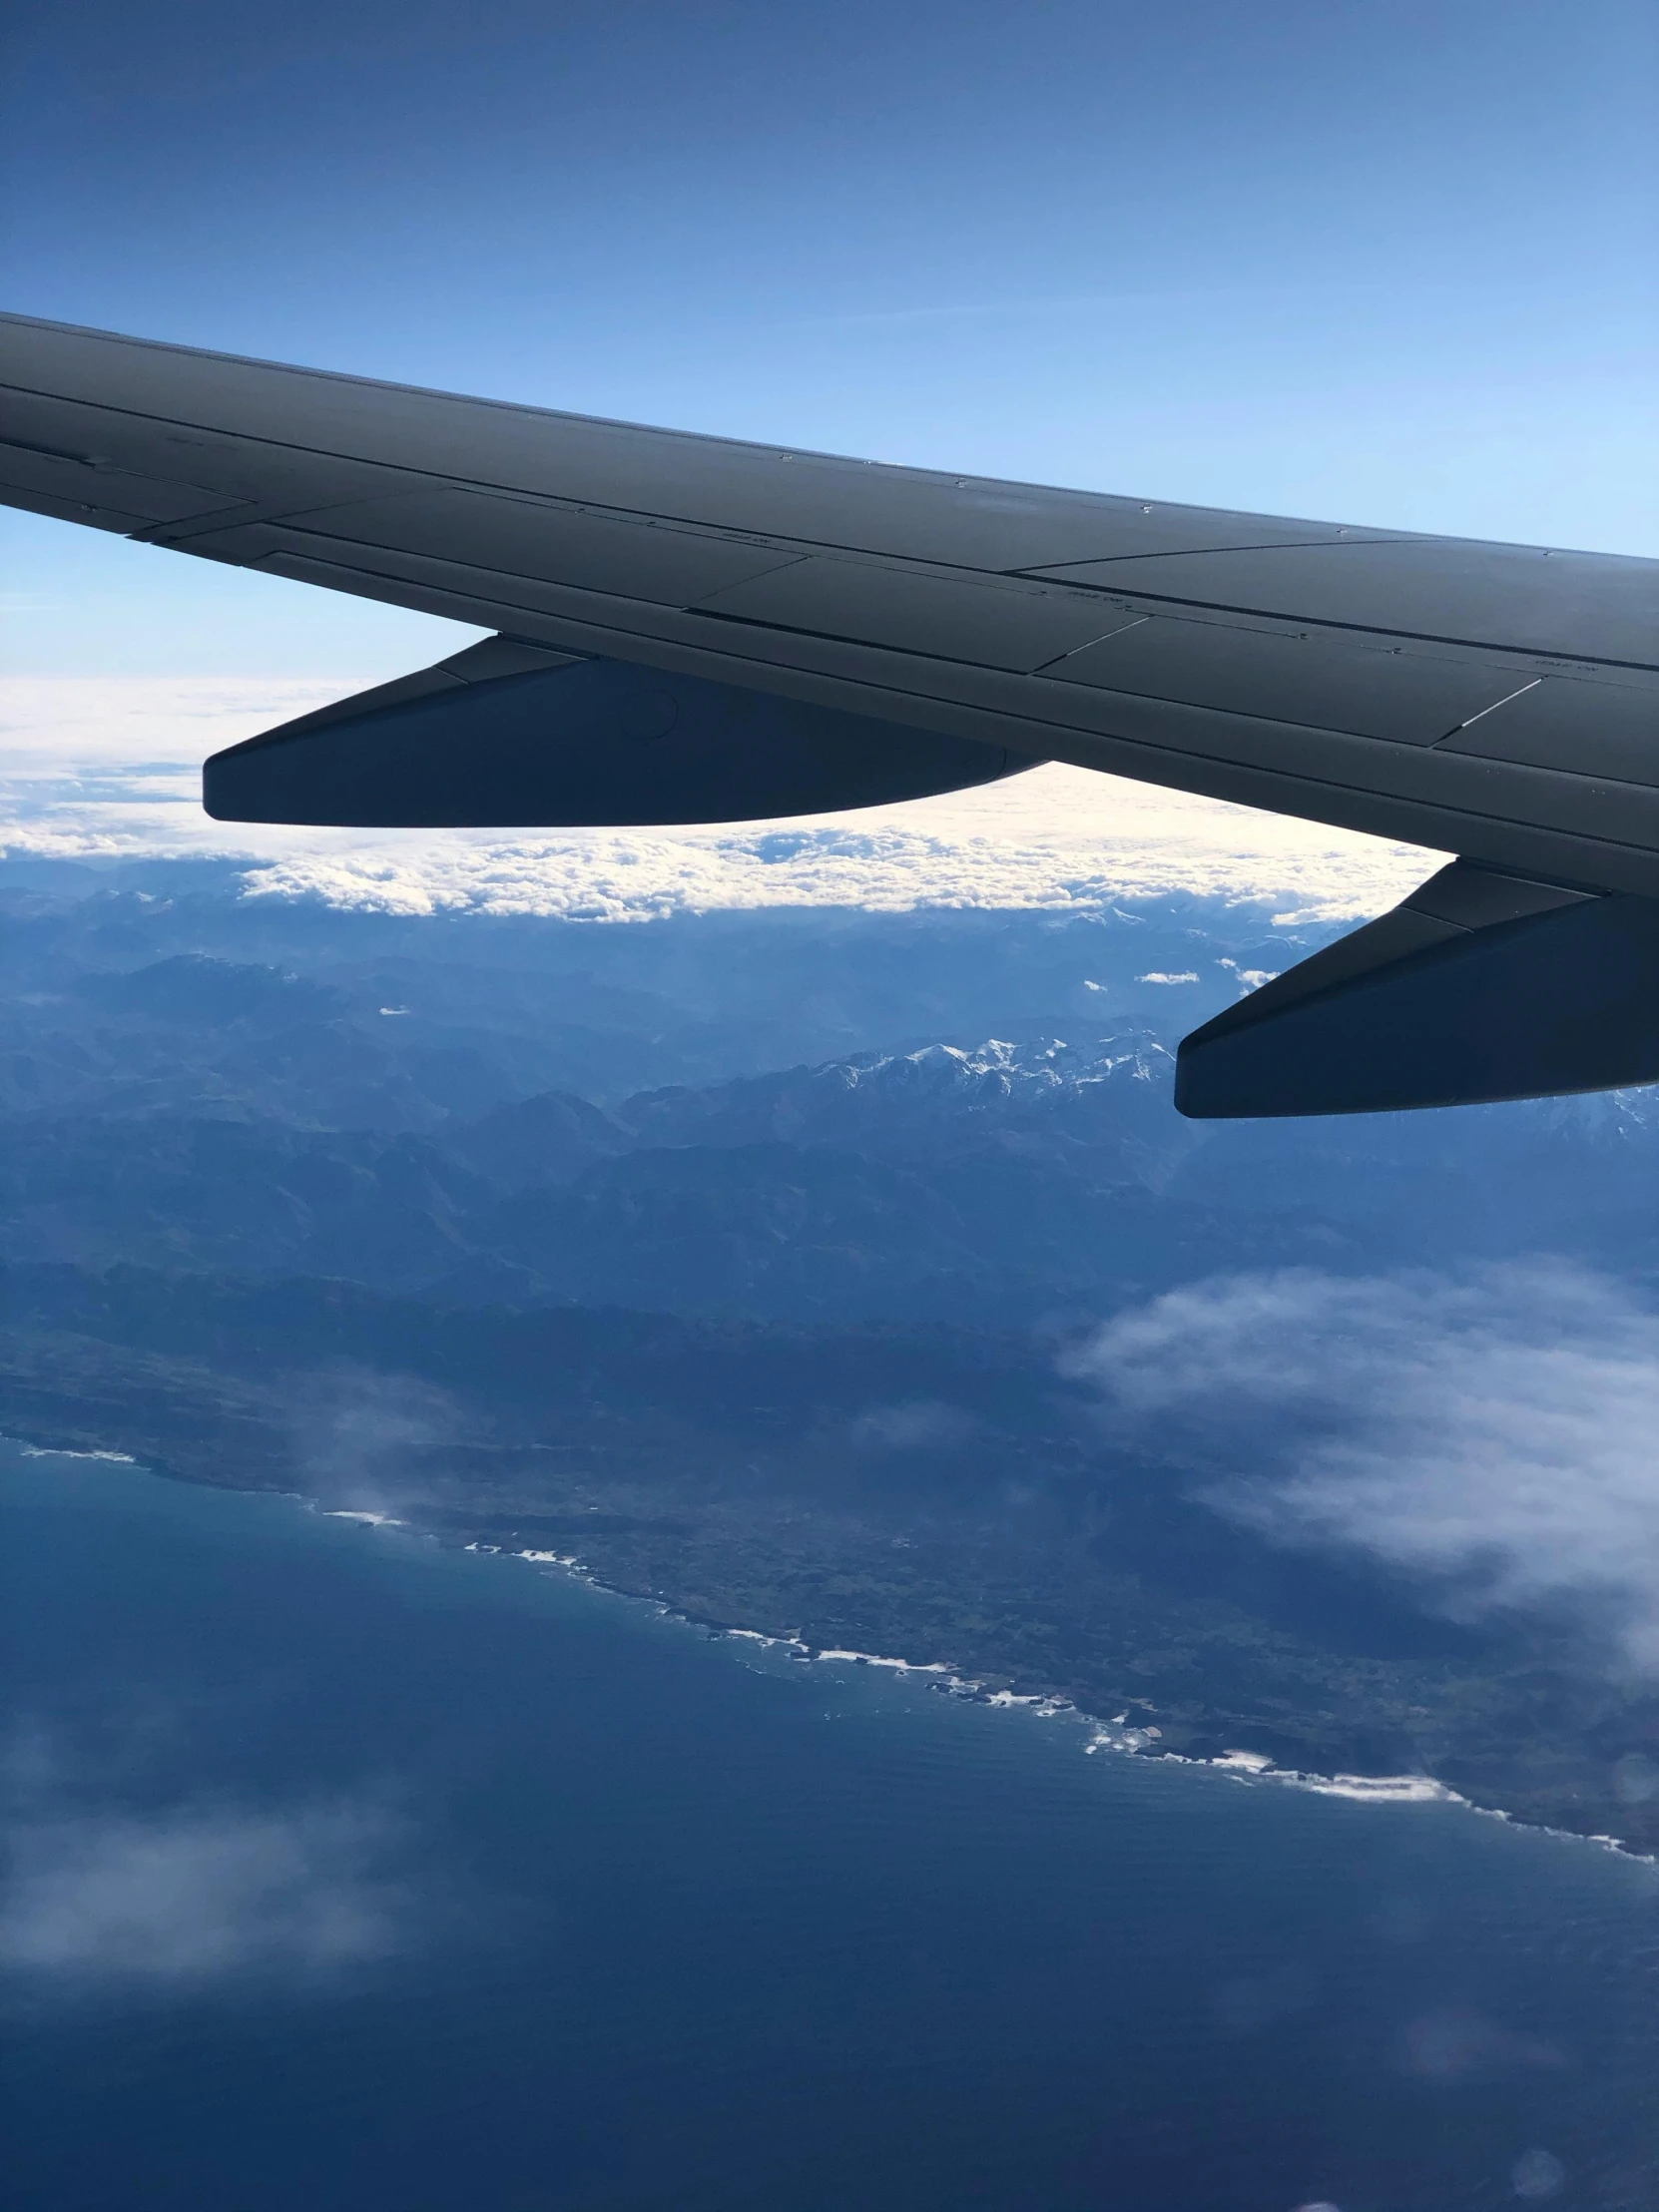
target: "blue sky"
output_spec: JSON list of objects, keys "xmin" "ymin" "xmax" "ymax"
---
[{"xmin": 3, "ymin": 0, "xmax": 1655, "ymax": 675}]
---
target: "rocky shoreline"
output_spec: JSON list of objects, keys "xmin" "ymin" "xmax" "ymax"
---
[{"xmin": 7, "ymin": 1309, "xmax": 1659, "ymax": 1864}]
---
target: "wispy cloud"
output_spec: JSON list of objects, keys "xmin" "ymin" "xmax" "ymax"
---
[
  {"xmin": 848, "ymin": 1399, "xmax": 980, "ymax": 1452},
  {"xmin": 0, "ymin": 1798, "xmax": 414, "ymax": 1989},
  {"xmin": 1065, "ymin": 1263, "xmax": 1659, "ymax": 1665},
  {"xmin": 0, "ymin": 1715, "xmax": 430, "ymax": 1998},
  {"xmin": 294, "ymin": 1367, "xmax": 459, "ymax": 1518}
]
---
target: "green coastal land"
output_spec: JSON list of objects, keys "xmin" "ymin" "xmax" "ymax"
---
[{"xmin": 8, "ymin": 1262, "xmax": 1657, "ymax": 1857}]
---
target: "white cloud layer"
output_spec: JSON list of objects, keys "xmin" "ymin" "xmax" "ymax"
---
[
  {"xmin": 1, "ymin": 675, "xmax": 1443, "ymax": 923},
  {"xmin": 0, "ymin": 1797, "xmax": 412, "ymax": 1986},
  {"xmin": 1066, "ymin": 1263, "xmax": 1659, "ymax": 1665}
]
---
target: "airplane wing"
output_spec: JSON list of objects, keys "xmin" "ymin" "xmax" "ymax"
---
[{"xmin": 3, "ymin": 309, "xmax": 1656, "ymax": 1116}]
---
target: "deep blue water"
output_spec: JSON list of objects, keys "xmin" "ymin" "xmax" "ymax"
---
[{"xmin": 3, "ymin": 1441, "xmax": 1658, "ymax": 2212}]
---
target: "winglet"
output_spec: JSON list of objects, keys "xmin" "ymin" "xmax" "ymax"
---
[{"xmin": 1175, "ymin": 860, "xmax": 1659, "ymax": 1116}]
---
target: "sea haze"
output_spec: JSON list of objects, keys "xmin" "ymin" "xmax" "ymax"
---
[{"xmin": 6, "ymin": 1439, "xmax": 1659, "ymax": 2212}]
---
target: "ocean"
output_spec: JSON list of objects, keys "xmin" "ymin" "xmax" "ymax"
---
[{"xmin": 4, "ymin": 1438, "xmax": 1657, "ymax": 2212}]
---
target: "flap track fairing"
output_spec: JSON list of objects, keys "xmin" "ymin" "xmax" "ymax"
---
[
  {"xmin": 1176, "ymin": 860, "xmax": 1659, "ymax": 1116},
  {"xmin": 203, "ymin": 637, "xmax": 1034, "ymax": 828}
]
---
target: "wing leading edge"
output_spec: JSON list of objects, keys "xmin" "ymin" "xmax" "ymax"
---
[{"xmin": 4, "ymin": 310, "xmax": 1656, "ymax": 1116}]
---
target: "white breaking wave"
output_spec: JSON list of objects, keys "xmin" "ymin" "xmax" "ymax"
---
[{"xmin": 1, "ymin": 674, "xmax": 1443, "ymax": 922}]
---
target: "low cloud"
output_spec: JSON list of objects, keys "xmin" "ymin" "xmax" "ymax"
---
[
  {"xmin": 1065, "ymin": 1262, "xmax": 1659, "ymax": 1664},
  {"xmin": 849, "ymin": 1399, "xmax": 980, "ymax": 1452},
  {"xmin": 1398, "ymin": 2006, "xmax": 1566, "ymax": 2084},
  {"xmin": 293, "ymin": 1366, "xmax": 460, "ymax": 1516},
  {"xmin": 0, "ymin": 1797, "xmax": 413, "ymax": 1989},
  {"xmin": 1, "ymin": 1714, "xmax": 435, "ymax": 1998}
]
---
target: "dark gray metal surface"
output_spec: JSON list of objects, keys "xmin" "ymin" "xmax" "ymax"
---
[
  {"xmin": 204, "ymin": 649, "xmax": 1029, "ymax": 828},
  {"xmin": 694, "ymin": 557, "xmax": 1132, "ymax": 671},
  {"xmin": 1175, "ymin": 861, "xmax": 1659, "ymax": 1116},
  {"xmin": 1435, "ymin": 670, "xmax": 1659, "ymax": 786},
  {"xmin": 1029, "ymin": 539, "xmax": 1658, "ymax": 666},
  {"xmin": 1047, "ymin": 615, "xmax": 1537, "ymax": 745},
  {"xmin": 5, "ymin": 309, "xmax": 1655, "ymax": 889},
  {"xmin": 6, "ymin": 309, "xmax": 1659, "ymax": 1115},
  {"xmin": 281, "ymin": 488, "xmax": 803, "ymax": 604}
]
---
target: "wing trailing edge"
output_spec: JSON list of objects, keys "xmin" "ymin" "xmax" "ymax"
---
[
  {"xmin": 203, "ymin": 637, "xmax": 1034, "ymax": 828},
  {"xmin": 1175, "ymin": 861, "xmax": 1659, "ymax": 1116}
]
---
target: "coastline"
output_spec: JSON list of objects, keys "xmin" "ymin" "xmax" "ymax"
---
[
  {"xmin": 435, "ymin": 1492, "xmax": 1655, "ymax": 1860},
  {"xmin": 7, "ymin": 1426, "xmax": 1654, "ymax": 1863}
]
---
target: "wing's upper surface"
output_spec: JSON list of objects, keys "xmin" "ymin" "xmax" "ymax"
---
[{"xmin": 4, "ymin": 309, "xmax": 1657, "ymax": 1115}]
